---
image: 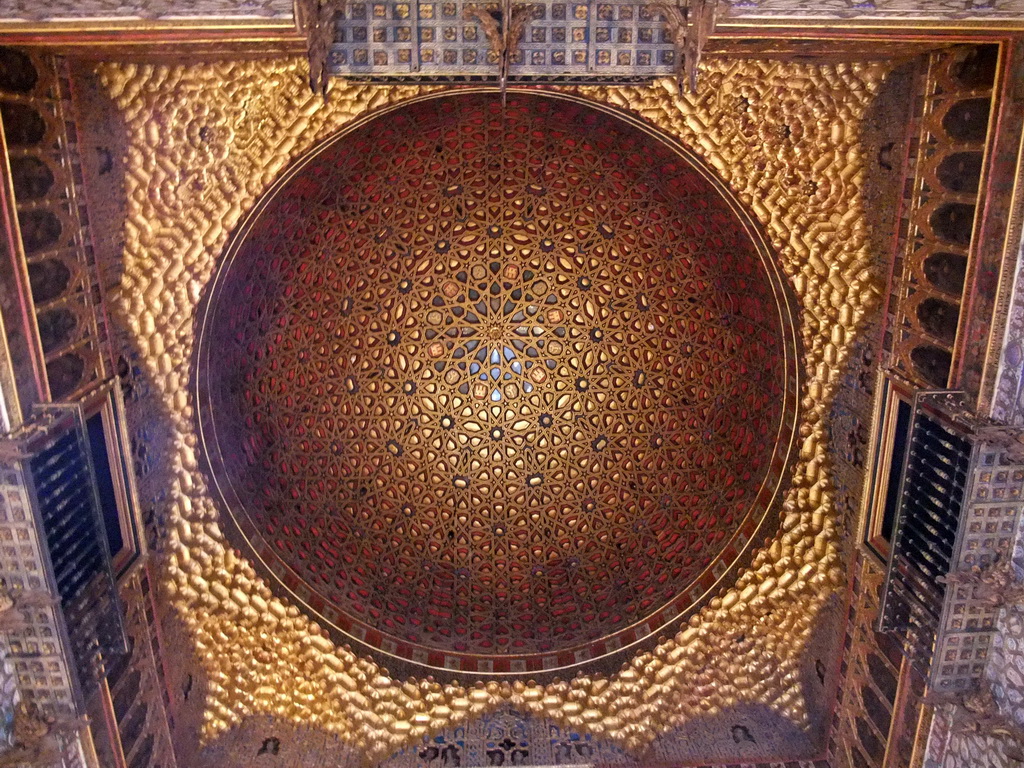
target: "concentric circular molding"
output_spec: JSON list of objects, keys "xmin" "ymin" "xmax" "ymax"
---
[{"xmin": 195, "ymin": 91, "xmax": 800, "ymax": 680}]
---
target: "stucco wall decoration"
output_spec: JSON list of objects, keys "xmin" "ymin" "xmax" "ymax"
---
[{"xmin": 95, "ymin": 57, "xmax": 887, "ymax": 761}]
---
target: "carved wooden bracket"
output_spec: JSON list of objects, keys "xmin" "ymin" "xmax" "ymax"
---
[
  {"xmin": 0, "ymin": 702, "xmax": 80, "ymax": 768},
  {"xmin": 956, "ymin": 686, "xmax": 1024, "ymax": 746},
  {"xmin": 648, "ymin": 0, "xmax": 724, "ymax": 95},
  {"xmin": 464, "ymin": 0, "xmax": 533, "ymax": 104},
  {"xmin": 295, "ymin": 0, "xmax": 344, "ymax": 98},
  {"xmin": 942, "ymin": 557, "xmax": 1024, "ymax": 608}
]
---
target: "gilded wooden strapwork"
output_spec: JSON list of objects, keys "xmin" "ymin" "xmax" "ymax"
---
[{"xmin": 194, "ymin": 92, "xmax": 799, "ymax": 678}]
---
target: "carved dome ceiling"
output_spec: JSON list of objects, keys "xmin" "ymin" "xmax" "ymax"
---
[{"xmin": 196, "ymin": 92, "xmax": 799, "ymax": 679}]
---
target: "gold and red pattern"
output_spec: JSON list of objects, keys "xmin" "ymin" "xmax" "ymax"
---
[{"xmin": 196, "ymin": 92, "xmax": 799, "ymax": 677}]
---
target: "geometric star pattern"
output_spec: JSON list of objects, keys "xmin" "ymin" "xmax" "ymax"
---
[{"xmin": 196, "ymin": 93, "xmax": 796, "ymax": 675}]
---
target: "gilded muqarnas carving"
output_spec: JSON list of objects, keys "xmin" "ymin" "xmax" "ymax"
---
[{"xmin": 96, "ymin": 59, "xmax": 886, "ymax": 760}]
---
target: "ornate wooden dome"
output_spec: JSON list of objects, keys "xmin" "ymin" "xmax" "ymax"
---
[{"xmin": 196, "ymin": 92, "xmax": 799, "ymax": 678}]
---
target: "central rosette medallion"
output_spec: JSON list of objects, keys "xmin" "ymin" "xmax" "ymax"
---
[{"xmin": 196, "ymin": 93, "xmax": 798, "ymax": 677}]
